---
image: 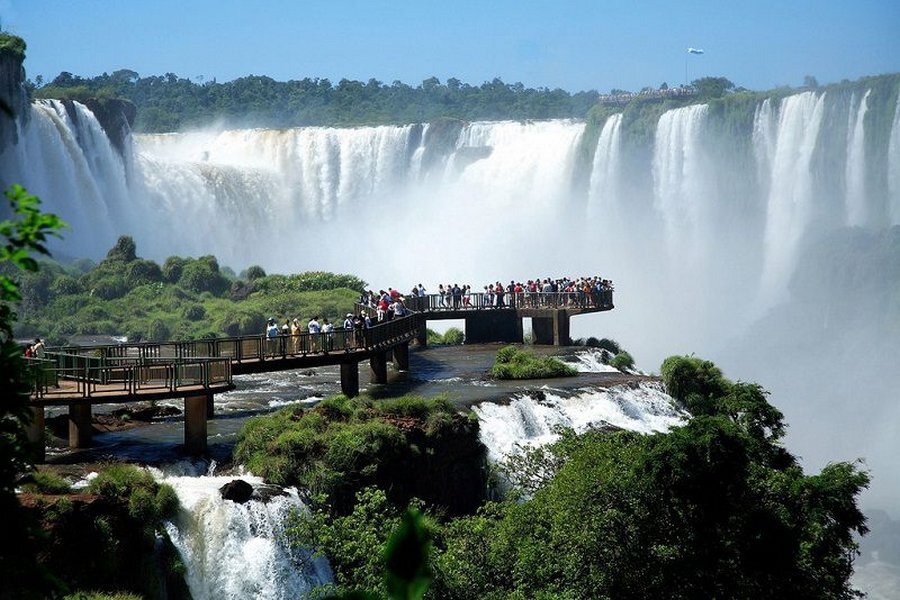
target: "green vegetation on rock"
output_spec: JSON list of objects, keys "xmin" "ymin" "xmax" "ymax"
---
[
  {"xmin": 490, "ymin": 345, "xmax": 577, "ymax": 379},
  {"xmin": 426, "ymin": 356, "xmax": 869, "ymax": 599},
  {"xmin": 235, "ymin": 393, "xmax": 486, "ymax": 515},
  {"xmin": 426, "ymin": 327, "xmax": 464, "ymax": 345},
  {"xmin": 0, "ymin": 33, "xmax": 26, "ymax": 61}
]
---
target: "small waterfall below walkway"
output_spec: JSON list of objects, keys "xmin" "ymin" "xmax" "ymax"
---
[{"xmin": 156, "ymin": 465, "xmax": 331, "ymax": 600}]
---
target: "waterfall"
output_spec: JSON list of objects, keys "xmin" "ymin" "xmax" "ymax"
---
[
  {"xmin": 159, "ymin": 470, "xmax": 331, "ymax": 600},
  {"xmin": 757, "ymin": 91, "xmax": 826, "ymax": 303},
  {"xmin": 651, "ymin": 104, "xmax": 713, "ymax": 266},
  {"xmin": 0, "ymin": 100, "xmax": 130, "ymax": 257},
  {"xmin": 472, "ymin": 382, "xmax": 685, "ymax": 464},
  {"xmin": 588, "ymin": 113, "xmax": 623, "ymax": 220},
  {"xmin": 845, "ymin": 90, "xmax": 871, "ymax": 227},
  {"xmin": 889, "ymin": 97, "xmax": 900, "ymax": 226},
  {"xmin": 1, "ymin": 89, "xmax": 896, "ymax": 351}
]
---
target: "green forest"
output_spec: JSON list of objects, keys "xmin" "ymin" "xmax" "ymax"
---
[
  {"xmin": 10, "ymin": 234, "xmax": 365, "ymax": 345},
  {"xmin": 31, "ymin": 70, "xmax": 601, "ymax": 132}
]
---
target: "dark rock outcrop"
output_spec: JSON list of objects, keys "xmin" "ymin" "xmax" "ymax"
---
[
  {"xmin": 61, "ymin": 97, "xmax": 136, "ymax": 157},
  {"xmin": 420, "ymin": 117, "xmax": 465, "ymax": 173},
  {"xmin": 0, "ymin": 34, "xmax": 29, "ymax": 154},
  {"xmin": 252, "ymin": 483, "xmax": 288, "ymax": 503},
  {"xmin": 219, "ymin": 479, "xmax": 254, "ymax": 503}
]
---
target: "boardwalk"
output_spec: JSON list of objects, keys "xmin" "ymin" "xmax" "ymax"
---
[{"xmin": 24, "ymin": 287, "xmax": 613, "ymax": 457}]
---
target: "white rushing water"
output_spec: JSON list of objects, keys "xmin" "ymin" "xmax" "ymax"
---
[
  {"xmin": 652, "ymin": 103, "xmax": 713, "ymax": 266},
  {"xmin": 473, "ymin": 382, "xmax": 686, "ymax": 464},
  {"xmin": 757, "ymin": 91, "xmax": 826, "ymax": 304},
  {"xmin": 845, "ymin": 90, "xmax": 871, "ymax": 227},
  {"xmin": 889, "ymin": 99, "xmax": 900, "ymax": 226},
  {"xmin": 156, "ymin": 467, "xmax": 331, "ymax": 600}
]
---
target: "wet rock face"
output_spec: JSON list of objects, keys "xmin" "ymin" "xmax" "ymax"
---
[
  {"xmin": 61, "ymin": 97, "xmax": 137, "ymax": 157},
  {"xmin": 0, "ymin": 43, "xmax": 28, "ymax": 153},
  {"xmin": 219, "ymin": 479, "xmax": 254, "ymax": 503}
]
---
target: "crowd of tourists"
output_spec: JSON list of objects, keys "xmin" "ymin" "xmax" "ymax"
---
[
  {"xmin": 264, "ymin": 286, "xmax": 413, "ymax": 356},
  {"xmin": 262, "ymin": 275, "xmax": 612, "ymax": 356},
  {"xmin": 396, "ymin": 276, "xmax": 614, "ymax": 311}
]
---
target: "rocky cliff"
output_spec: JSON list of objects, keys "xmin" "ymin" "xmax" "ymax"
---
[
  {"xmin": 0, "ymin": 33, "xmax": 29, "ymax": 154},
  {"xmin": 61, "ymin": 96, "xmax": 136, "ymax": 156}
]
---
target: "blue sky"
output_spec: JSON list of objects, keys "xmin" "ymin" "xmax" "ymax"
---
[{"xmin": 2, "ymin": 0, "xmax": 899, "ymax": 92}]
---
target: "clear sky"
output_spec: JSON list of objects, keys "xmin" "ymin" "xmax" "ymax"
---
[{"xmin": 2, "ymin": 0, "xmax": 899, "ymax": 92}]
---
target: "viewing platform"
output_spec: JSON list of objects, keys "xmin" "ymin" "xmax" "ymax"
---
[
  {"xmin": 25, "ymin": 289, "xmax": 613, "ymax": 459},
  {"xmin": 402, "ymin": 290, "xmax": 613, "ymax": 346}
]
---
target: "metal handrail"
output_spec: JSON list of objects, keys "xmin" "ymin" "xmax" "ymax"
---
[
  {"xmin": 47, "ymin": 313, "xmax": 424, "ymax": 367},
  {"xmin": 28, "ymin": 353, "xmax": 232, "ymax": 400},
  {"xmin": 400, "ymin": 290, "xmax": 614, "ymax": 312}
]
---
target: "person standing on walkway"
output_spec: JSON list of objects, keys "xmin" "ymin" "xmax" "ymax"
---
[
  {"xmin": 266, "ymin": 319, "xmax": 279, "ymax": 357},
  {"xmin": 308, "ymin": 316, "xmax": 321, "ymax": 352}
]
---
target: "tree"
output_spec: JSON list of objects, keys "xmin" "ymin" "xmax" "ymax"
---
[
  {"xmin": 803, "ymin": 75, "xmax": 820, "ymax": 89},
  {"xmin": 104, "ymin": 234, "xmax": 137, "ymax": 263},
  {"xmin": 0, "ymin": 185, "xmax": 66, "ymax": 595},
  {"xmin": 434, "ymin": 357, "xmax": 870, "ymax": 599},
  {"xmin": 691, "ymin": 76, "xmax": 735, "ymax": 99}
]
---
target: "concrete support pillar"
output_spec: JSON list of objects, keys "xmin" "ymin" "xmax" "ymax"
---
[
  {"xmin": 206, "ymin": 393, "xmax": 215, "ymax": 417},
  {"xmin": 369, "ymin": 351, "xmax": 388, "ymax": 384},
  {"xmin": 25, "ymin": 406, "xmax": 46, "ymax": 463},
  {"xmin": 465, "ymin": 311, "xmax": 523, "ymax": 344},
  {"xmin": 532, "ymin": 316, "xmax": 554, "ymax": 345},
  {"xmin": 68, "ymin": 403, "xmax": 92, "ymax": 449},
  {"xmin": 416, "ymin": 326, "xmax": 427, "ymax": 347},
  {"xmin": 184, "ymin": 393, "xmax": 209, "ymax": 455},
  {"xmin": 532, "ymin": 311, "xmax": 571, "ymax": 345},
  {"xmin": 554, "ymin": 311, "xmax": 571, "ymax": 346},
  {"xmin": 393, "ymin": 341, "xmax": 410, "ymax": 371},
  {"xmin": 340, "ymin": 362, "xmax": 360, "ymax": 398}
]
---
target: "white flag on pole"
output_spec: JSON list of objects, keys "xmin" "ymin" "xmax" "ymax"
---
[{"xmin": 687, "ymin": 47, "xmax": 705, "ymax": 55}]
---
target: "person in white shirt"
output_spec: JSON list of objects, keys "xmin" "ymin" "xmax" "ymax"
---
[{"xmin": 308, "ymin": 316, "xmax": 321, "ymax": 352}]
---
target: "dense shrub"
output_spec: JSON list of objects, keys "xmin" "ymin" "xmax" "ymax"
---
[
  {"xmin": 610, "ymin": 350, "xmax": 634, "ymax": 371},
  {"xmin": 146, "ymin": 318, "xmax": 171, "ymax": 342},
  {"xmin": 20, "ymin": 469, "xmax": 72, "ymax": 494},
  {"xmin": 660, "ymin": 355, "xmax": 731, "ymax": 415},
  {"xmin": 177, "ymin": 260, "xmax": 229, "ymax": 295},
  {"xmin": 104, "ymin": 236, "xmax": 137, "ymax": 263},
  {"xmin": 243, "ymin": 265, "xmax": 266, "ymax": 280},
  {"xmin": 91, "ymin": 275, "xmax": 127, "ymax": 300},
  {"xmin": 124, "ymin": 259, "xmax": 162, "ymax": 287},
  {"xmin": 86, "ymin": 464, "xmax": 179, "ymax": 524},
  {"xmin": 161, "ymin": 256, "xmax": 185, "ymax": 283},
  {"xmin": 491, "ymin": 345, "xmax": 578, "ymax": 379},
  {"xmin": 182, "ymin": 304, "xmax": 205, "ymax": 320},
  {"xmin": 50, "ymin": 275, "xmax": 83, "ymax": 297},
  {"xmin": 235, "ymin": 394, "xmax": 486, "ymax": 515}
]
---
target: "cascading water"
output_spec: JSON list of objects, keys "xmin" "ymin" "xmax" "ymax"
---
[
  {"xmin": 0, "ymin": 100, "xmax": 129, "ymax": 257},
  {"xmin": 845, "ymin": 90, "xmax": 871, "ymax": 227},
  {"xmin": 652, "ymin": 103, "xmax": 713, "ymax": 267},
  {"xmin": 157, "ymin": 468, "xmax": 331, "ymax": 600},
  {"xmin": 757, "ymin": 91, "xmax": 826, "ymax": 304},
  {"xmin": 588, "ymin": 113, "xmax": 623, "ymax": 221},
  {"xmin": 889, "ymin": 99, "xmax": 900, "ymax": 225},
  {"xmin": 473, "ymin": 381, "xmax": 685, "ymax": 464}
]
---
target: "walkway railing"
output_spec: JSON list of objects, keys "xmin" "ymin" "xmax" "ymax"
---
[
  {"xmin": 28, "ymin": 353, "xmax": 232, "ymax": 400},
  {"xmin": 396, "ymin": 290, "xmax": 613, "ymax": 313},
  {"xmin": 48, "ymin": 313, "xmax": 424, "ymax": 369}
]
